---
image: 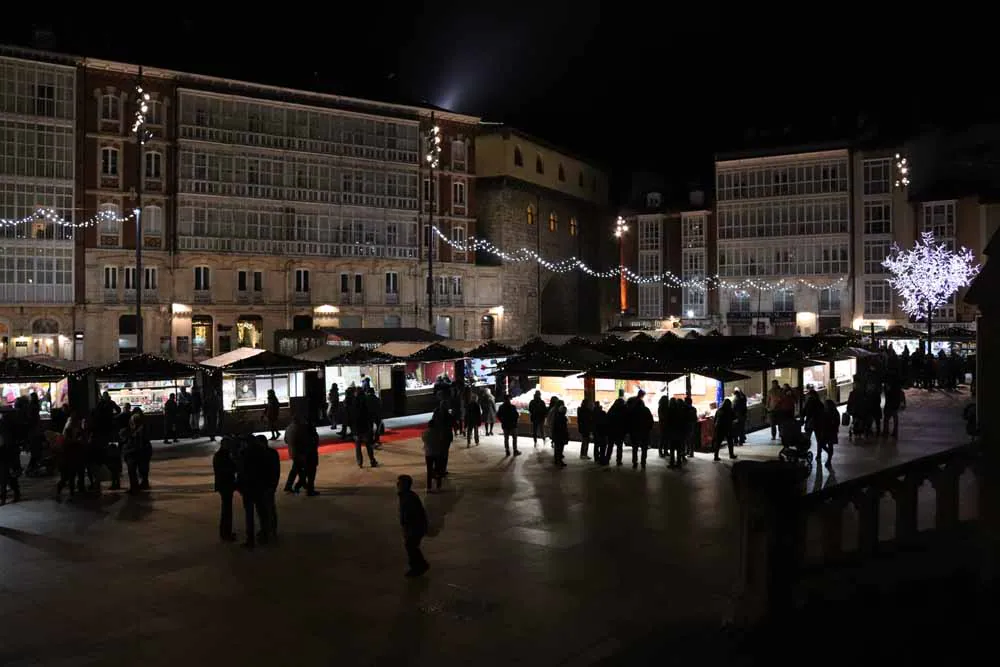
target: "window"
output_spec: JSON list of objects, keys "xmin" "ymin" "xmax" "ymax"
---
[
  {"xmin": 730, "ymin": 291, "xmax": 751, "ymax": 313},
  {"xmin": 423, "ymin": 224, "xmax": 439, "ymax": 250},
  {"xmin": 295, "ymin": 269, "xmax": 310, "ymax": 293},
  {"xmin": 526, "ymin": 205, "xmax": 534, "ymax": 225},
  {"xmin": 569, "ymin": 217, "xmax": 577, "ymax": 236},
  {"xmin": 773, "ymin": 290, "xmax": 795, "ymax": 312},
  {"xmin": 104, "ymin": 266, "xmax": 118, "ymax": 289},
  {"xmin": 194, "ymin": 266, "xmax": 211, "ymax": 291},
  {"xmin": 35, "ymin": 84, "xmax": 55, "ymax": 117},
  {"xmin": 639, "ymin": 219, "xmax": 660, "ymax": 251},
  {"xmin": 863, "ymin": 200, "xmax": 892, "ymax": 235},
  {"xmin": 142, "ymin": 205, "xmax": 163, "ymax": 237},
  {"xmin": 863, "ymin": 158, "xmax": 892, "ymax": 196},
  {"xmin": 238, "ymin": 270, "xmax": 248, "ymax": 292},
  {"xmin": 535, "ymin": 155, "xmax": 544, "ymax": 174},
  {"xmin": 147, "ymin": 99, "xmax": 162, "ymax": 125},
  {"xmin": 145, "ymin": 151, "xmax": 162, "ymax": 179},
  {"xmin": 422, "ymin": 177, "xmax": 437, "ymax": 209},
  {"xmin": 253, "ymin": 271, "xmax": 263, "ymax": 292},
  {"xmin": 863, "ymin": 239, "xmax": 891, "ymax": 274},
  {"xmin": 682, "ymin": 214, "xmax": 707, "ymax": 247},
  {"xmin": 453, "ymin": 180, "xmax": 466, "ymax": 206},
  {"xmin": 558, "ymin": 164, "xmax": 565, "ymax": 181},
  {"xmin": 638, "ymin": 285, "xmax": 662, "ymax": 319},
  {"xmin": 452, "ymin": 140, "xmax": 466, "ymax": 169},
  {"xmin": 144, "ymin": 267, "xmax": 158, "ymax": 290},
  {"xmin": 123, "ymin": 266, "xmax": 137, "ymax": 290},
  {"xmin": 548, "ymin": 212, "xmax": 557, "ymax": 232},
  {"xmin": 98, "ymin": 203, "xmax": 121, "ymax": 235},
  {"xmin": 451, "ymin": 276, "xmax": 463, "ymax": 295},
  {"xmin": 101, "ymin": 147, "xmax": 119, "ymax": 176},
  {"xmin": 819, "ymin": 287, "xmax": 841, "ymax": 314},
  {"xmin": 646, "ymin": 192, "xmax": 662, "ymax": 208},
  {"xmin": 922, "ymin": 201, "xmax": 957, "ymax": 239},
  {"xmin": 354, "ymin": 274, "xmax": 363, "ymax": 294},
  {"xmin": 864, "ymin": 280, "xmax": 891, "ymax": 315},
  {"xmin": 716, "ymin": 159, "xmax": 849, "ymax": 201},
  {"xmin": 385, "ymin": 271, "xmax": 399, "ymax": 294},
  {"xmin": 451, "ymin": 224, "xmax": 466, "ymax": 247},
  {"xmin": 340, "ymin": 273, "xmax": 350, "ymax": 293},
  {"xmin": 513, "ymin": 146, "xmax": 523, "ymax": 167},
  {"xmin": 101, "ymin": 93, "xmax": 120, "ymax": 121}
]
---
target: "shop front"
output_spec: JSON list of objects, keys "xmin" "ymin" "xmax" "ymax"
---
[
  {"xmin": 200, "ymin": 348, "xmax": 318, "ymax": 413},
  {"xmin": 2, "ymin": 317, "xmax": 74, "ymax": 360},
  {"xmin": 0, "ymin": 357, "xmax": 80, "ymax": 417},
  {"xmin": 375, "ymin": 342, "xmax": 463, "ymax": 395},
  {"xmin": 295, "ymin": 345, "xmax": 398, "ymax": 396},
  {"xmin": 455, "ymin": 340, "xmax": 516, "ymax": 391},
  {"xmin": 82, "ymin": 355, "xmax": 199, "ymax": 429}
]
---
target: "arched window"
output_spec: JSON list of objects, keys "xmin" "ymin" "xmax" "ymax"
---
[
  {"xmin": 513, "ymin": 146, "xmax": 523, "ymax": 167},
  {"xmin": 526, "ymin": 205, "xmax": 534, "ymax": 226},
  {"xmin": 548, "ymin": 212, "xmax": 557, "ymax": 232},
  {"xmin": 101, "ymin": 93, "xmax": 120, "ymax": 121},
  {"xmin": 99, "ymin": 203, "xmax": 121, "ymax": 235},
  {"xmin": 558, "ymin": 164, "xmax": 566, "ymax": 182},
  {"xmin": 535, "ymin": 155, "xmax": 544, "ymax": 174},
  {"xmin": 31, "ymin": 318, "xmax": 59, "ymax": 335},
  {"xmin": 569, "ymin": 217, "xmax": 578, "ymax": 236}
]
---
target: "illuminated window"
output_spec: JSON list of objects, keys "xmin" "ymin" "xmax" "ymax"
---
[
  {"xmin": 569, "ymin": 217, "xmax": 577, "ymax": 236},
  {"xmin": 548, "ymin": 212, "xmax": 557, "ymax": 232},
  {"xmin": 526, "ymin": 205, "xmax": 534, "ymax": 225}
]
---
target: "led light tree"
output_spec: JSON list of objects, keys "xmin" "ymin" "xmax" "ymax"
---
[{"xmin": 882, "ymin": 231, "xmax": 980, "ymax": 350}]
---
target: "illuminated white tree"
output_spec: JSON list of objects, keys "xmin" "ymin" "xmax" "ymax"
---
[{"xmin": 882, "ymin": 231, "xmax": 980, "ymax": 341}]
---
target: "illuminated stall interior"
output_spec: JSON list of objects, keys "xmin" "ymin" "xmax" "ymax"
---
[
  {"xmin": 200, "ymin": 348, "xmax": 317, "ymax": 409},
  {"xmin": 0, "ymin": 357, "xmax": 80, "ymax": 416},
  {"xmin": 453, "ymin": 340, "xmax": 516, "ymax": 387},
  {"xmin": 295, "ymin": 345, "xmax": 398, "ymax": 393},
  {"xmin": 90, "ymin": 354, "xmax": 198, "ymax": 414},
  {"xmin": 375, "ymin": 342, "xmax": 464, "ymax": 393},
  {"xmin": 503, "ymin": 346, "xmax": 611, "ymax": 419}
]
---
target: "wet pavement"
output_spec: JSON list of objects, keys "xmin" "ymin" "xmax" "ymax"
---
[{"xmin": 0, "ymin": 389, "xmax": 974, "ymax": 666}]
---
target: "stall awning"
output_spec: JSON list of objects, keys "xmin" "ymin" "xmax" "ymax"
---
[
  {"xmin": 932, "ymin": 326, "xmax": 977, "ymax": 341},
  {"xmin": 23, "ymin": 355, "xmax": 90, "ymax": 374},
  {"xmin": 320, "ymin": 327, "xmax": 443, "ymax": 345},
  {"xmin": 406, "ymin": 342, "xmax": 466, "ymax": 362},
  {"xmin": 518, "ymin": 337, "xmax": 558, "ymax": 354},
  {"xmin": 298, "ymin": 346, "xmax": 400, "ymax": 366},
  {"xmin": 874, "ymin": 325, "xmax": 926, "ymax": 339},
  {"xmin": 375, "ymin": 342, "xmax": 435, "ymax": 358},
  {"xmin": 501, "ymin": 346, "xmax": 610, "ymax": 377},
  {"xmin": 0, "ymin": 357, "xmax": 71, "ymax": 382},
  {"xmin": 83, "ymin": 354, "xmax": 198, "ymax": 380},
  {"xmin": 685, "ymin": 367, "xmax": 752, "ymax": 383},
  {"xmin": 584, "ymin": 353, "xmax": 683, "ymax": 382},
  {"xmin": 463, "ymin": 340, "xmax": 516, "ymax": 359},
  {"xmin": 201, "ymin": 348, "xmax": 318, "ymax": 374}
]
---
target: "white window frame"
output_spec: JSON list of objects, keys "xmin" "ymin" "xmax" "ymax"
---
[
  {"xmin": 638, "ymin": 219, "xmax": 661, "ymax": 251},
  {"xmin": 294, "ymin": 268, "xmax": 310, "ymax": 293},
  {"xmin": 103, "ymin": 265, "xmax": 118, "ymax": 290},
  {"xmin": 863, "ymin": 200, "xmax": 892, "ymax": 235},
  {"xmin": 123, "ymin": 266, "xmax": 138, "ymax": 291},
  {"xmin": 146, "ymin": 99, "xmax": 162, "ymax": 126},
  {"xmin": 864, "ymin": 280, "xmax": 891, "ymax": 316},
  {"xmin": 145, "ymin": 151, "xmax": 163, "ymax": 180},
  {"xmin": 98, "ymin": 203, "xmax": 121, "ymax": 236},
  {"xmin": 922, "ymin": 200, "xmax": 957, "ymax": 240},
  {"xmin": 194, "ymin": 266, "xmax": 211, "ymax": 292},
  {"xmin": 773, "ymin": 289, "xmax": 795, "ymax": 312},
  {"xmin": 143, "ymin": 267, "xmax": 158, "ymax": 291},
  {"xmin": 451, "ymin": 276, "xmax": 463, "ymax": 296},
  {"xmin": 100, "ymin": 93, "xmax": 120, "ymax": 122},
  {"xmin": 862, "ymin": 158, "xmax": 892, "ymax": 196},
  {"xmin": 385, "ymin": 271, "xmax": 399, "ymax": 294},
  {"xmin": 101, "ymin": 146, "xmax": 119, "ymax": 177},
  {"xmin": 451, "ymin": 140, "xmax": 466, "ymax": 171},
  {"xmin": 142, "ymin": 204, "xmax": 163, "ymax": 238},
  {"xmin": 863, "ymin": 239, "xmax": 891, "ymax": 274},
  {"xmin": 452, "ymin": 180, "xmax": 466, "ymax": 207},
  {"xmin": 819, "ymin": 287, "xmax": 841, "ymax": 314}
]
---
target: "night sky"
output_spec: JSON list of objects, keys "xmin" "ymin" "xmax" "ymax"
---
[{"xmin": 1, "ymin": 7, "xmax": 993, "ymax": 200}]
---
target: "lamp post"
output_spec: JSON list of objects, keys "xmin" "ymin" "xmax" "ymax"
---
[
  {"xmin": 425, "ymin": 117, "xmax": 441, "ymax": 331},
  {"xmin": 614, "ymin": 216, "xmax": 629, "ymax": 314},
  {"xmin": 131, "ymin": 67, "xmax": 152, "ymax": 354}
]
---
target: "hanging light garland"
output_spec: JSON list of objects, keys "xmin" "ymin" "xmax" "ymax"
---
[
  {"xmin": 0, "ymin": 207, "xmax": 134, "ymax": 229},
  {"xmin": 430, "ymin": 225, "xmax": 847, "ymax": 292}
]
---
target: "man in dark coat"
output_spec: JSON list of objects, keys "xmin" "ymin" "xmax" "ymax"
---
[
  {"xmin": 261, "ymin": 437, "xmax": 280, "ymax": 543},
  {"xmin": 213, "ymin": 440, "xmax": 238, "ymax": 541},
  {"xmin": 236, "ymin": 436, "xmax": 268, "ymax": 549},
  {"xmin": 496, "ymin": 395, "xmax": 520, "ymax": 457},
  {"xmin": 397, "ymin": 474, "xmax": 429, "ymax": 577}
]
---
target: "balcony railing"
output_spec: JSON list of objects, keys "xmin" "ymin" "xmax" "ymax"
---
[
  {"xmin": 103, "ymin": 289, "xmax": 118, "ymax": 304},
  {"xmin": 236, "ymin": 291, "xmax": 265, "ymax": 304},
  {"xmin": 194, "ymin": 290, "xmax": 212, "ymax": 304},
  {"xmin": 292, "ymin": 291, "xmax": 311, "ymax": 305},
  {"xmin": 733, "ymin": 444, "xmax": 985, "ymax": 625},
  {"xmin": 339, "ymin": 292, "xmax": 364, "ymax": 306},
  {"xmin": 431, "ymin": 293, "xmax": 464, "ymax": 306},
  {"xmin": 385, "ymin": 292, "xmax": 399, "ymax": 305}
]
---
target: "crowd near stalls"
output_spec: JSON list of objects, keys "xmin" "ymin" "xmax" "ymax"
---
[{"xmin": 0, "ymin": 357, "xmax": 86, "ymax": 417}]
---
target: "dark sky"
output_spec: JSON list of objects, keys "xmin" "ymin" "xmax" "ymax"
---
[{"xmin": 2, "ymin": 6, "xmax": 993, "ymax": 200}]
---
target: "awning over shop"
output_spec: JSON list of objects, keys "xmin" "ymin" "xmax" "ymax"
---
[
  {"xmin": 501, "ymin": 346, "xmax": 611, "ymax": 377},
  {"xmin": 82, "ymin": 354, "xmax": 198, "ymax": 380},
  {"xmin": 874, "ymin": 325, "xmax": 926, "ymax": 339},
  {"xmin": 932, "ymin": 326, "xmax": 977, "ymax": 341},
  {"xmin": 295, "ymin": 345, "xmax": 399, "ymax": 366},
  {"xmin": 584, "ymin": 353, "xmax": 683, "ymax": 382},
  {"xmin": 0, "ymin": 357, "xmax": 71, "ymax": 382},
  {"xmin": 375, "ymin": 341, "xmax": 436, "ymax": 358},
  {"xmin": 406, "ymin": 342, "xmax": 466, "ymax": 362},
  {"xmin": 463, "ymin": 340, "xmax": 516, "ymax": 359},
  {"xmin": 519, "ymin": 337, "xmax": 558, "ymax": 354},
  {"xmin": 201, "ymin": 348, "xmax": 318, "ymax": 374}
]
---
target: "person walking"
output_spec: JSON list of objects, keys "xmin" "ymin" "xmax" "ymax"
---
[
  {"xmin": 465, "ymin": 392, "xmax": 482, "ymax": 447},
  {"xmin": 496, "ymin": 394, "xmax": 521, "ymax": 457},
  {"xmin": 397, "ymin": 474, "xmax": 429, "ymax": 577},
  {"xmin": 766, "ymin": 379, "xmax": 782, "ymax": 440},
  {"xmin": 261, "ymin": 438, "xmax": 280, "ymax": 543},
  {"xmin": 353, "ymin": 391, "xmax": 378, "ymax": 469},
  {"xmin": 203, "ymin": 386, "xmax": 221, "ymax": 442},
  {"xmin": 657, "ymin": 395, "xmax": 670, "ymax": 459},
  {"xmin": 163, "ymin": 393, "xmax": 179, "ymax": 444},
  {"xmin": 629, "ymin": 392, "xmax": 653, "ymax": 469},
  {"xmin": 732, "ymin": 388, "xmax": 748, "ymax": 446},
  {"xmin": 264, "ymin": 390, "xmax": 281, "ymax": 441},
  {"xmin": 819, "ymin": 399, "xmax": 839, "ymax": 470},
  {"xmin": 606, "ymin": 392, "xmax": 627, "ymax": 466},
  {"xmin": 592, "ymin": 402, "xmax": 608, "ymax": 465},
  {"xmin": 883, "ymin": 381, "xmax": 905, "ymax": 438},
  {"xmin": 428, "ymin": 400, "xmax": 453, "ymax": 481},
  {"xmin": 283, "ymin": 414, "xmax": 304, "ymax": 493},
  {"xmin": 237, "ymin": 436, "xmax": 268, "ymax": 549},
  {"xmin": 327, "ymin": 383, "xmax": 340, "ymax": 430},
  {"xmin": 479, "ymin": 388, "xmax": 497, "ymax": 436},
  {"xmin": 298, "ymin": 418, "xmax": 320, "ymax": 496},
  {"xmin": 713, "ymin": 398, "xmax": 737, "ymax": 462},
  {"xmin": 213, "ymin": 440, "xmax": 238, "ymax": 541}
]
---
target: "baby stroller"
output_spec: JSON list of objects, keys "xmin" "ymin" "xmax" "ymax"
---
[{"xmin": 778, "ymin": 420, "xmax": 813, "ymax": 468}]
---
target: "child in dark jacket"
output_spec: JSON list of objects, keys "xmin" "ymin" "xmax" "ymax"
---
[{"xmin": 397, "ymin": 474, "xmax": 429, "ymax": 577}]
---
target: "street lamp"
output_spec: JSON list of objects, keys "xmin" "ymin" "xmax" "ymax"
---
[
  {"xmin": 132, "ymin": 67, "xmax": 152, "ymax": 354},
  {"xmin": 424, "ymin": 118, "xmax": 442, "ymax": 330},
  {"xmin": 614, "ymin": 216, "xmax": 628, "ymax": 313}
]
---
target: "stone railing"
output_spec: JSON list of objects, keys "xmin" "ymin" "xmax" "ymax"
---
[{"xmin": 732, "ymin": 444, "xmax": 987, "ymax": 625}]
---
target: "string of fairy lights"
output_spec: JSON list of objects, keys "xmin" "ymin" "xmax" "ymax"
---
[
  {"xmin": 430, "ymin": 225, "xmax": 847, "ymax": 292},
  {"xmin": 0, "ymin": 208, "xmax": 135, "ymax": 230}
]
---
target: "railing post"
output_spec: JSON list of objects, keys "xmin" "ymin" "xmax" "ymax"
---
[
  {"xmin": 855, "ymin": 488, "xmax": 882, "ymax": 556},
  {"xmin": 891, "ymin": 475, "xmax": 920, "ymax": 546},
  {"xmin": 932, "ymin": 463, "xmax": 962, "ymax": 531},
  {"xmin": 732, "ymin": 460, "xmax": 807, "ymax": 627}
]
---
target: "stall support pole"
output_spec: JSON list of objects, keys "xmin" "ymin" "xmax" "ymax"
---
[{"xmin": 685, "ymin": 373, "xmax": 692, "ymax": 400}]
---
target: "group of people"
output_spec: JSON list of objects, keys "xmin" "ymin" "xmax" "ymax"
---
[
  {"xmin": 212, "ymin": 432, "xmax": 281, "ymax": 549},
  {"xmin": 162, "ymin": 385, "xmax": 223, "ymax": 444},
  {"xmin": 326, "ymin": 382, "xmax": 384, "ymax": 468}
]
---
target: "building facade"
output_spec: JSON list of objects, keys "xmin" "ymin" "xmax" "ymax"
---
[
  {"xmin": 475, "ymin": 127, "xmax": 614, "ymax": 339},
  {"xmin": 0, "ymin": 46, "xmax": 503, "ymax": 364},
  {"xmin": 715, "ymin": 147, "xmax": 852, "ymax": 336},
  {"xmin": 0, "ymin": 54, "xmax": 77, "ymax": 358}
]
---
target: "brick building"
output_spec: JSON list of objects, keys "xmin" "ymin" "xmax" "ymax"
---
[
  {"xmin": 474, "ymin": 127, "xmax": 614, "ymax": 339},
  {"xmin": 0, "ymin": 45, "xmax": 503, "ymax": 364}
]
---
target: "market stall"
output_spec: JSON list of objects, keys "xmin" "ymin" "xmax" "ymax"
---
[
  {"xmin": 455, "ymin": 340, "xmax": 517, "ymax": 389},
  {"xmin": 295, "ymin": 345, "xmax": 399, "ymax": 394},
  {"xmin": 873, "ymin": 325, "xmax": 926, "ymax": 356},
  {"xmin": 0, "ymin": 357, "xmax": 81, "ymax": 417},
  {"xmin": 81, "ymin": 354, "xmax": 199, "ymax": 416},
  {"xmin": 502, "ymin": 346, "xmax": 611, "ymax": 420},
  {"xmin": 376, "ymin": 342, "xmax": 465, "ymax": 395},
  {"xmin": 200, "ymin": 348, "xmax": 319, "ymax": 412}
]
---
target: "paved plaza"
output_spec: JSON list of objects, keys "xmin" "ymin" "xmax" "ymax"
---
[{"xmin": 0, "ymin": 389, "xmax": 974, "ymax": 666}]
